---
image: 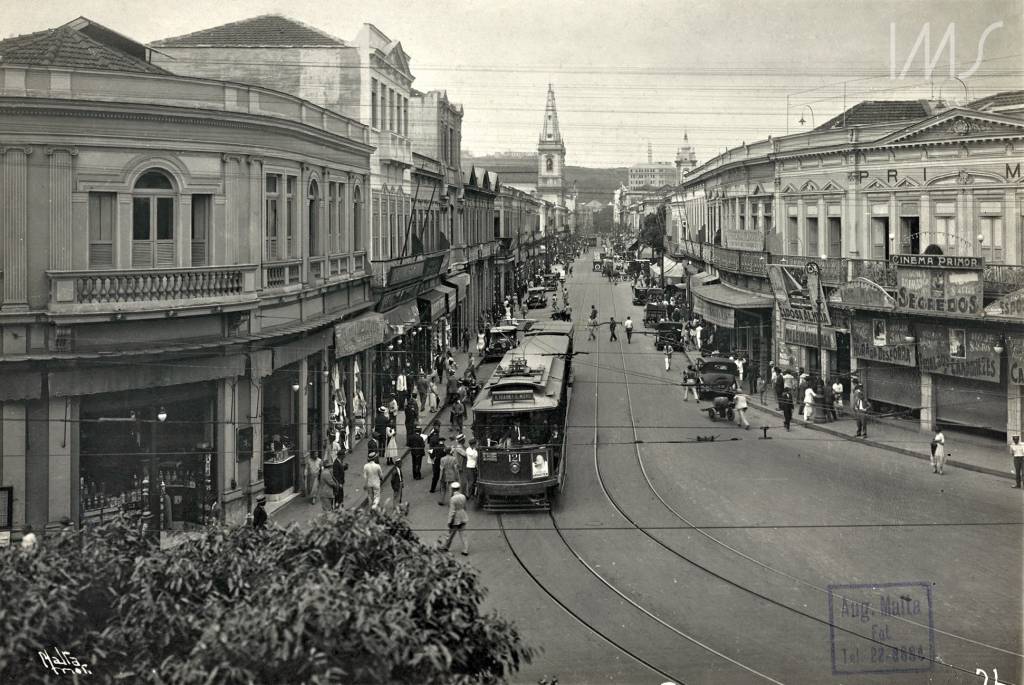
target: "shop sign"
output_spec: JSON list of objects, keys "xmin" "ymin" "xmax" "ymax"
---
[
  {"xmin": 378, "ymin": 283, "xmax": 420, "ymax": 312},
  {"xmin": 890, "ymin": 254, "xmax": 984, "ymax": 269},
  {"xmin": 236, "ymin": 426, "xmax": 254, "ymax": 463},
  {"xmin": 804, "ymin": 263, "xmax": 832, "ymax": 327},
  {"xmin": 767, "ymin": 264, "xmax": 831, "ymax": 325},
  {"xmin": 852, "ymin": 318, "xmax": 917, "ymax": 367},
  {"xmin": 334, "ymin": 315, "xmax": 385, "ymax": 358},
  {"xmin": 984, "ymin": 287, "xmax": 1024, "ymax": 318},
  {"xmin": 783, "ymin": 320, "xmax": 837, "ymax": 351},
  {"xmin": 693, "ymin": 296, "xmax": 734, "ymax": 328},
  {"xmin": 831, "ymin": 278, "xmax": 896, "ymax": 310},
  {"xmin": 767, "ymin": 264, "xmax": 794, "ymax": 305},
  {"xmin": 895, "ymin": 267, "xmax": 982, "ymax": 316},
  {"xmin": 917, "ymin": 324, "xmax": 1000, "ymax": 382},
  {"xmin": 423, "ymin": 253, "xmax": 448, "ymax": 277},
  {"xmin": 387, "ymin": 260, "xmax": 425, "ymax": 287},
  {"xmin": 723, "ymin": 229, "xmax": 765, "ymax": 252},
  {"xmin": 1010, "ymin": 338, "xmax": 1024, "ymax": 386}
]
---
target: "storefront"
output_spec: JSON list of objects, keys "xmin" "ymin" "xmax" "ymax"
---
[
  {"xmin": 334, "ymin": 313, "xmax": 384, "ymax": 448},
  {"xmin": 372, "ymin": 302, "xmax": 420, "ymax": 415},
  {"xmin": 691, "ymin": 282, "xmax": 773, "ymax": 363},
  {"xmin": 851, "ymin": 316, "xmax": 920, "ymax": 411},
  {"xmin": 419, "ymin": 284, "xmax": 454, "ymax": 365},
  {"xmin": 78, "ymin": 382, "xmax": 219, "ymax": 533},
  {"xmin": 443, "ymin": 271, "xmax": 471, "ymax": 346}
]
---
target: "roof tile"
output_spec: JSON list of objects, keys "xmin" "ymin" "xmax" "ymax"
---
[
  {"xmin": 152, "ymin": 14, "xmax": 345, "ymax": 47},
  {"xmin": 0, "ymin": 25, "xmax": 169, "ymax": 74},
  {"xmin": 815, "ymin": 100, "xmax": 930, "ymax": 131}
]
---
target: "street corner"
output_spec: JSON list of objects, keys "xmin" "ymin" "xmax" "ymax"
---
[{"xmin": 827, "ymin": 581, "xmax": 935, "ymax": 676}]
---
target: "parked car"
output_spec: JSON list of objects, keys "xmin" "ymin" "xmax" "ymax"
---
[
  {"xmin": 483, "ymin": 325, "xmax": 519, "ymax": 361},
  {"xmin": 541, "ymin": 273, "xmax": 560, "ymax": 291},
  {"xmin": 696, "ymin": 357, "xmax": 739, "ymax": 401},
  {"xmin": 653, "ymin": 321, "xmax": 684, "ymax": 351},
  {"xmin": 526, "ymin": 287, "xmax": 548, "ymax": 309}
]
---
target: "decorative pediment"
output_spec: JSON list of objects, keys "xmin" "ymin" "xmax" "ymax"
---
[
  {"xmin": 751, "ymin": 183, "xmax": 764, "ymax": 195},
  {"xmin": 383, "ymin": 41, "xmax": 413, "ymax": 80},
  {"xmin": 895, "ymin": 177, "xmax": 920, "ymax": 188},
  {"xmin": 800, "ymin": 180, "xmax": 819, "ymax": 192},
  {"xmin": 863, "ymin": 178, "xmax": 888, "ymax": 190},
  {"xmin": 781, "ymin": 184, "xmax": 799, "ymax": 194},
  {"xmin": 879, "ymin": 109, "xmax": 1024, "ymax": 147},
  {"xmin": 820, "ymin": 180, "xmax": 842, "ymax": 192},
  {"xmin": 926, "ymin": 169, "xmax": 1005, "ymax": 186}
]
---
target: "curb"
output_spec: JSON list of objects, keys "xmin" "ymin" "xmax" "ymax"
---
[{"xmin": 676, "ymin": 347, "xmax": 1012, "ymax": 481}]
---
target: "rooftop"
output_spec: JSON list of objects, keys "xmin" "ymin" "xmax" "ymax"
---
[
  {"xmin": 152, "ymin": 14, "xmax": 346, "ymax": 48},
  {"xmin": 0, "ymin": 18, "xmax": 168, "ymax": 75},
  {"xmin": 814, "ymin": 100, "xmax": 934, "ymax": 131},
  {"xmin": 967, "ymin": 90, "xmax": 1024, "ymax": 113}
]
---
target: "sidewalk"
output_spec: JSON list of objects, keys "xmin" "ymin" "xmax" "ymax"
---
[
  {"xmin": 676, "ymin": 347, "xmax": 1016, "ymax": 481},
  {"xmin": 273, "ymin": 348, "xmax": 482, "ymax": 527}
]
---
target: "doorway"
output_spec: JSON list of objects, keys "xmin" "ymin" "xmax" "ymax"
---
[
  {"xmin": 871, "ymin": 217, "xmax": 890, "ymax": 260},
  {"xmin": 900, "ymin": 216, "xmax": 920, "ymax": 254}
]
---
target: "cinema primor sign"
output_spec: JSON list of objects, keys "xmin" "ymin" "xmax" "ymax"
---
[{"xmin": 891, "ymin": 254, "xmax": 983, "ymax": 316}]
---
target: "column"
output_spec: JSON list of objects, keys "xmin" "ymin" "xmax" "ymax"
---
[
  {"xmin": 919, "ymin": 193, "xmax": 931, "ymax": 254},
  {"xmin": 248, "ymin": 158, "xmax": 263, "ymax": 266},
  {"xmin": 297, "ymin": 358, "xmax": 309, "ymax": 467},
  {"xmin": 47, "ymin": 396, "xmax": 75, "ymax": 525},
  {"xmin": 115, "ymin": 193, "xmax": 132, "ymax": 269},
  {"xmin": 2, "ymin": 146, "xmax": 32, "ymax": 309},
  {"xmin": 796, "ymin": 197, "xmax": 805, "ymax": 255},
  {"xmin": 178, "ymin": 195, "xmax": 193, "ymax": 268},
  {"xmin": 47, "ymin": 148, "xmax": 76, "ymax": 271},
  {"xmin": 221, "ymin": 154, "xmax": 243, "ymax": 265},
  {"xmin": 1008, "ymin": 383, "xmax": 1023, "ymax": 442},
  {"xmin": 920, "ymin": 372, "xmax": 936, "ymax": 433},
  {"xmin": 1, "ymin": 403, "xmax": 27, "ymax": 530}
]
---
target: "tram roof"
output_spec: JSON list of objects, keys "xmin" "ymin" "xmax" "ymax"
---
[{"xmin": 473, "ymin": 336, "xmax": 569, "ymax": 413}]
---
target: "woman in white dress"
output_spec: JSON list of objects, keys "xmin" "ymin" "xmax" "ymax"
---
[
  {"xmin": 385, "ymin": 425, "xmax": 399, "ymax": 465},
  {"xmin": 803, "ymin": 384, "xmax": 819, "ymax": 422}
]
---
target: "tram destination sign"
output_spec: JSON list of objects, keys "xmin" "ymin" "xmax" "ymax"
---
[{"xmin": 890, "ymin": 254, "xmax": 984, "ymax": 269}]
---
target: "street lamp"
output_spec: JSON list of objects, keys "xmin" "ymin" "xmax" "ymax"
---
[
  {"xmin": 805, "ymin": 260, "xmax": 825, "ymax": 389},
  {"xmin": 798, "ymin": 105, "xmax": 816, "ymax": 128}
]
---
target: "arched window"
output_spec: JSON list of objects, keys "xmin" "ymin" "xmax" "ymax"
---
[
  {"xmin": 132, "ymin": 169, "xmax": 175, "ymax": 268},
  {"xmin": 352, "ymin": 185, "xmax": 363, "ymax": 252},
  {"xmin": 308, "ymin": 179, "xmax": 320, "ymax": 257}
]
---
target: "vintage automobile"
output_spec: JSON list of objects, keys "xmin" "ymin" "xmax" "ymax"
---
[
  {"xmin": 696, "ymin": 357, "xmax": 740, "ymax": 401},
  {"xmin": 653, "ymin": 321, "xmax": 684, "ymax": 351},
  {"xmin": 541, "ymin": 273, "xmax": 560, "ymax": 291},
  {"xmin": 643, "ymin": 296, "xmax": 669, "ymax": 325},
  {"xmin": 526, "ymin": 286, "xmax": 548, "ymax": 309},
  {"xmin": 482, "ymin": 325, "xmax": 519, "ymax": 361}
]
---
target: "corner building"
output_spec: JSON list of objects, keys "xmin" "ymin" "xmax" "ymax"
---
[
  {"xmin": 0, "ymin": 18, "xmax": 381, "ymax": 536},
  {"xmin": 670, "ymin": 94, "xmax": 1024, "ymax": 438}
]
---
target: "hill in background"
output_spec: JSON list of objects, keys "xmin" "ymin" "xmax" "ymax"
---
[{"xmin": 463, "ymin": 153, "xmax": 625, "ymax": 206}]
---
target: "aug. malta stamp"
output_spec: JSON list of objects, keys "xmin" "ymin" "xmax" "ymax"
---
[{"xmin": 827, "ymin": 581, "xmax": 935, "ymax": 675}]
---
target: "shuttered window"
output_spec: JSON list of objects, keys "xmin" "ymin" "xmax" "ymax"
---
[
  {"xmin": 88, "ymin": 192, "xmax": 116, "ymax": 269},
  {"xmin": 131, "ymin": 170, "xmax": 175, "ymax": 268},
  {"xmin": 191, "ymin": 195, "xmax": 210, "ymax": 266}
]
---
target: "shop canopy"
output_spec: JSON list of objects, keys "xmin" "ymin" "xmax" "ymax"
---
[
  {"xmin": 443, "ymin": 272, "xmax": 471, "ymax": 303},
  {"xmin": 693, "ymin": 283, "xmax": 774, "ymax": 310},
  {"xmin": 649, "ymin": 257, "xmax": 690, "ymax": 284}
]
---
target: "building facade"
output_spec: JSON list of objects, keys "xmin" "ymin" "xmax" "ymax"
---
[
  {"xmin": 667, "ymin": 95, "xmax": 1024, "ymax": 438},
  {"xmin": 0, "ymin": 19, "xmax": 382, "ymax": 536}
]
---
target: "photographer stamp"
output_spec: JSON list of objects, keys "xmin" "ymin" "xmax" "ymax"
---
[{"xmin": 827, "ymin": 581, "xmax": 935, "ymax": 675}]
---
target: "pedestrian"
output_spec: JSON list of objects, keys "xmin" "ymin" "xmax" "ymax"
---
[
  {"xmin": 588, "ymin": 305, "xmax": 598, "ymax": 341},
  {"xmin": 252, "ymin": 494, "xmax": 268, "ymax": 529},
  {"xmin": 624, "ymin": 316, "xmax": 634, "ymax": 344},
  {"xmin": 831, "ymin": 377, "xmax": 845, "ymax": 418},
  {"xmin": 438, "ymin": 446, "xmax": 460, "ymax": 505},
  {"xmin": 756, "ymin": 372, "xmax": 767, "ymax": 404},
  {"xmin": 453, "ymin": 434, "xmax": 468, "ymax": 474},
  {"xmin": 779, "ymin": 387, "xmax": 794, "ymax": 431},
  {"xmin": 363, "ymin": 454, "xmax": 383, "ymax": 510},
  {"xmin": 389, "ymin": 458, "xmax": 404, "ymax": 510},
  {"xmin": 852, "ymin": 384, "xmax": 870, "ymax": 438},
  {"xmin": 734, "ymin": 388, "xmax": 750, "ymax": 429},
  {"xmin": 609, "ymin": 317, "xmax": 618, "ymax": 341},
  {"xmin": 305, "ymin": 451, "xmax": 322, "ymax": 504},
  {"xmin": 365, "ymin": 432, "xmax": 379, "ymax": 462},
  {"xmin": 930, "ymin": 426, "xmax": 946, "ymax": 475},
  {"xmin": 387, "ymin": 394, "xmax": 399, "ymax": 427},
  {"xmin": 735, "ymin": 355, "xmax": 745, "ymax": 383},
  {"xmin": 20, "ymin": 525, "xmax": 37, "ymax": 550},
  {"xmin": 774, "ymin": 367, "xmax": 785, "ymax": 409},
  {"xmin": 476, "ymin": 330, "xmax": 486, "ymax": 356},
  {"xmin": 450, "ymin": 396, "xmax": 466, "ymax": 434},
  {"xmin": 1010, "ymin": 435, "xmax": 1024, "ymax": 488},
  {"xmin": 318, "ymin": 458, "xmax": 338, "ymax": 512},
  {"xmin": 429, "ymin": 433, "xmax": 445, "ymax": 493},
  {"xmin": 664, "ymin": 344, "xmax": 673, "ymax": 371},
  {"xmin": 408, "ymin": 424, "xmax": 426, "ymax": 479},
  {"xmin": 428, "ymin": 374, "xmax": 440, "ymax": 412},
  {"xmin": 465, "ymin": 437, "xmax": 479, "ymax": 499},
  {"xmin": 823, "ymin": 381, "xmax": 836, "ymax": 422},
  {"xmin": 331, "ymin": 455, "xmax": 348, "ymax": 509},
  {"xmin": 440, "ymin": 482, "xmax": 469, "ymax": 556},
  {"xmin": 385, "ymin": 425, "xmax": 399, "ymax": 465},
  {"xmin": 682, "ymin": 365, "xmax": 700, "ymax": 402},
  {"xmin": 446, "ymin": 374, "xmax": 460, "ymax": 407},
  {"xmin": 373, "ymin": 406, "xmax": 389, "ymax": 446},
  {"xmin": 404, "ymin": 395, "xmax": 420, "ymax": 440},
  {"xmin": 802, "ymin": 383, "xmax": 818, "ymax": 422}
]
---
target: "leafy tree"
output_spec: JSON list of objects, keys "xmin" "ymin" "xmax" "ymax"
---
[
  {"xmin": 1, "ymin": 511, "xmax": 533, "ymax": 684},
  {"xmin": 639, "ymin": 206, "xmax": 667, "ymax": 251}
]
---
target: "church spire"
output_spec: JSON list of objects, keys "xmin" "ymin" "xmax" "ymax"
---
[{"xmin": 540, "ymin": 83, "xmax": 562, "ymax": 144}]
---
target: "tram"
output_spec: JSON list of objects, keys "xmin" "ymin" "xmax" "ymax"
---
[{"xmin": 471, "ymin": 327, "xmax": 573, "ymax": 511}]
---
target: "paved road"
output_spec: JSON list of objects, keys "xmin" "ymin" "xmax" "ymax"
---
[{"xmin": 400, "ymin": 260, "xmax": 1022, "ymax": 685}]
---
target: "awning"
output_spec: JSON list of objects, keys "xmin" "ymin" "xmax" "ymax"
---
[
  {"xmin": 650, "ymin": 257, "xmax": 689, "ymax": 284},
  {"xmin": 690, "ymin": 271, "xmax": 719, "ymax": 287},
  {"xmin": 272, "ymin": 328, "xmax": 333, "ymax": 370},
  {"xmin": 418, "ymin": 287, "xmax": 449, "ymax": 321},
  {"xmin": 443, "ymin": 272, "xmax": 471, "ymax": 303},
  {"xmin": 380, "ymin": 302, "xmax": 420, "ymax": 343},
  {"xmin": 693, "ymin": 283, "xmax": 774, "ymax": 310},
  {"xmin": 49, "ymin": 354, "xmax": 247, "ymax": 397},
  {"xmin": 0, "ymin": 370, "xmax": 42, "ymax": 401},
  {"xmin": 627, "ymin": 239, "xmax": 640, "ymax": 252}
]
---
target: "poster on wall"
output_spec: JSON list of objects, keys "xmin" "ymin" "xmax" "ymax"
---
[
  {"xmin": 895, "ymin": 267, "xmax": 983, "ymax": 316},
  {"xmin": 1010, "ymin": 338, "xmax": 1024, "ymax": 385},
  {"xmin": 917, "ymin": 324, "xmax": 1000, "ymax": 382},
  {"xmin": 851, "ymin": 318, "xmax": 916, "ymax": 367}
]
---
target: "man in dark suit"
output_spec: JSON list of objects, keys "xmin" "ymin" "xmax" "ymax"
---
[
  {"xmin": 408, "ymin": 425, "xmax": 426, "ymax": 480},
  {"xmin": 428, "ymin": 431, "xmax": 445, "ymax": 493}
]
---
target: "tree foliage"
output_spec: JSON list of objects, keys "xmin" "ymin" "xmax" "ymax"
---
[
  {"xmin": 639, "ymin": 206, "xmax": 667, "ymax": 251},
  {"xmin": 1, "ymin": 511, "xmax": 533, "ymax": 684}
]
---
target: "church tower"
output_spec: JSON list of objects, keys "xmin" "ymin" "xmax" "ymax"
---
[{"xmin": 538, "ymin": 84, "xmax": 566, "ymax": 206}]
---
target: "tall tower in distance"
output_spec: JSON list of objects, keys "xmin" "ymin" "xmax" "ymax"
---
[
  {"xmin": 538, "ymin": 84, "xmax": 566, "ymax": 206},
  {"xmin": 675, "ymin": 131, "xmax": 698, "ymax": 183}
]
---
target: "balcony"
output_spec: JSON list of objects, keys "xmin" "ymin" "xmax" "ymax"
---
[
  {"xmin": 984, "ymin": 263, "xmax": 1024, "ymax": 296},
  {"xmin": 263, "ymin": 259, "xmax": 302, "ymax": 289},
  {"xmin": 848, "ymin": 259, "xmax": 896, "ymax": 288},
  {"xmin": 376, "ymin": 131, "xmax": 413, "ymax": 167},
  {"xmin": 309, "ymin": 255, "xmax": 353, "ymax": 282},
  {"xmin": 49, "ymin": 264, "xmax": 259, "ymax": 313},
  {"xmin": 769, "ymin": 254, "xmax": 847, "ymax": 286},
  {"xmin": 368, "ymin": 250, "xmax": 448, "ymax": 288}
]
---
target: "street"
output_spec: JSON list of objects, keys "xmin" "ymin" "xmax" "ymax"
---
[{"xmin": 398, "ymin": 259, "xmax": 1023, "ymax": 685}]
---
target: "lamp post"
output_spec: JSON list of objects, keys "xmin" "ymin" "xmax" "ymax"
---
[{"xmin": 149, "ymin": 407, "xmax": 168, "ymax": 540}]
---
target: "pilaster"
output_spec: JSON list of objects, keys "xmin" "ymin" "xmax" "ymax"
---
[
  {"xmin": 1, "ymin": 146, "xmax": 33, "ymax": 309},
  {"xmin": 1008, "ymin": 383, "xmax": 1022, "ymax": 442},
  {"xmin": 920, "ymin": 372, "xmax": 936, "ymax": 432},
  {"xmin": 46, "ymin": 147, "xmax": 77, "ymax": 271},
  {"xmin": 1, "ymin": 403, "xmax": 27, "ymax": 531},
  {"xmin": 47, "ymin": 396, "xmax": 74, "ymax": 525}
]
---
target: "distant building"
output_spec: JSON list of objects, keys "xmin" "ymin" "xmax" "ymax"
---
[
  {"xmin": 675, "ymin": 132, "xmax": 698, "ymax": 183},
  {"xmin": 628, "ymin": 161, "xmax": 676, "ymax": 190}
]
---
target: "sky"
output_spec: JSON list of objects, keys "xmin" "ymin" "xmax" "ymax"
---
[{"xmin": 1, "ymin": 0, "xmax": 1021, "ymax": 170}]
